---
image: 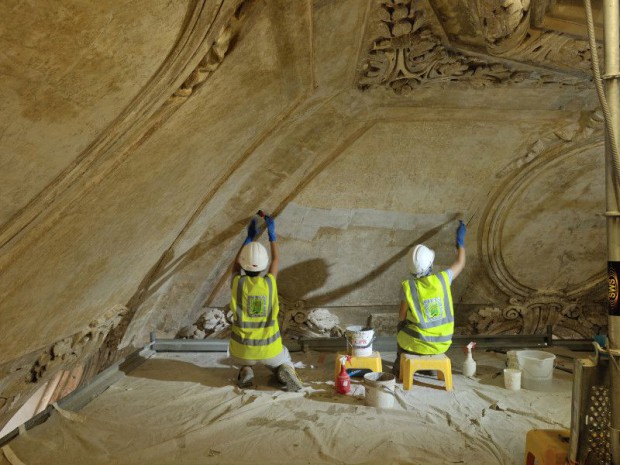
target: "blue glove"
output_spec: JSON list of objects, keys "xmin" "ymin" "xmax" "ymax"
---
[
  {"xmin": 243, "ymin": 218, "xmax": 257, "ymax": 245},
  {"xmin": 265, "ymin": 215, "xmax": 276, "ymax": 242},
  {"xmin": 456, "ymin": 220, "xmax": 466, "ymax": 248}
]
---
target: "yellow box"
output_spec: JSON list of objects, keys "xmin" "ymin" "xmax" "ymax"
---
[{"xmin": 524, "ymin": 429, "xmax": 569, "ymax": 465}]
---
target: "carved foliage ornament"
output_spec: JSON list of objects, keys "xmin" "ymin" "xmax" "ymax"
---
[
  {"xmin": 479, "ymin": 0, "xmax": 599, "ymax": 75},
  {"xmin": 466, "ymin": 296, "xmax": 607, "ymax": 338},
  {"xmin": 504, "ymin": 29, "xmax": 596, "ymax": 75},
  {"xmin": 358, "ymin": 0, "xmax": 585, "ymax": 93},
  {"xmin": 0, "ymin": 305, "xmax": 126, "ymax": 429},
  {"xmin": 173, "ymin": 1, "xmax": 251, "ymax": 99},
  {"xmin": 429, "ymin": 0, "xmax": 597, "ymax": 74},
  {"xmin": 478, "ymin": 0, "xmax": 531, "ymax": 53}
]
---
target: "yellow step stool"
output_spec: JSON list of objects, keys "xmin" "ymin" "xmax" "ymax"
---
[
  {"xmin": 400, "ymin": 353, "xmax": 453, "ymax": 391},
  {"xmin": 524, "ymin": 429, "xmax": 569, "ymax": 465},
  {"xmin": 334, "ymin": 351, "xmax": 383, "ymax": 380}
]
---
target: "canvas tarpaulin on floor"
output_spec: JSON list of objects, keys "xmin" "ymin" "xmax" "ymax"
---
[{"xmin": 0, "ymin": 350, "xmax": 573, "ymax": 465}]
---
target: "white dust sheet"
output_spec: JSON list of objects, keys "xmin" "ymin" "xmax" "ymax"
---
[{"xmin": 0, "ymin": 349, "xmax": 575, "ymax": 465}]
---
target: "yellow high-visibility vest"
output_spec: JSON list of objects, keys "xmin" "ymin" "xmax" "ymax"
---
[
  {"xmin": 229, "ymin": 273, "xmax": 283, "ymax": 360},
  {"xmin": 397, "ymin": 271, "xmax": 454, "ymax": 354}
]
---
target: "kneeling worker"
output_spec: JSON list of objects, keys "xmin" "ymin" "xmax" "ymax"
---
[
  {"xmin": 229, "ymin": 214, "xmax": 303, "ymax": 392},
  {"xmin": 393, "ymin": 220, "xmax": 466, "ymax": 378}
]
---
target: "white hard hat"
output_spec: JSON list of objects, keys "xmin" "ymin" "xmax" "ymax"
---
[
  {"xmin": 238, "ymin": 242, "xmax": 269, "ymax": 272},
  {"xmin": 409, "ymin": 244, "xmax": 435, "ymax": 277}
]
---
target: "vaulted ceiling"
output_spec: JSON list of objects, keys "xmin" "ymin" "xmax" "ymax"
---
[{"xmin": 0, "ymin": 0, "xmax": 607, "ymax": 428}]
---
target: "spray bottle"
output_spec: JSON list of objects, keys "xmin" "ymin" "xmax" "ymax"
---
[
  {"xmin": 462, "ymin": 341, "xmax": 477, "ymax": 377},
  {"xmin": 336, "ymin": 355, "xmax": 351, "ymax": 394}
]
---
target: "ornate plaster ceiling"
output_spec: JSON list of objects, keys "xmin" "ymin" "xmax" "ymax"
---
[{"xmin": 0, "ymin": 0, "xmax": 607, "ymax": 429}]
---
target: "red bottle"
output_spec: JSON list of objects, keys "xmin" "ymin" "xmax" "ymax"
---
[{"xmin": 336, "ymin": 357, "xmax": 351, "ymax": 394}]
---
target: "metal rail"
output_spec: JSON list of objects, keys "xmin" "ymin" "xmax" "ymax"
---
[{"xmin": 151, "ymin": 333, "xmax": 596, "ymax": 354}]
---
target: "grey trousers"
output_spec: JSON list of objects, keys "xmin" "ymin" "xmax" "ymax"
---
[{"xmin": 230, "ymin": 346, "xmax": 293, "ymax": 373}]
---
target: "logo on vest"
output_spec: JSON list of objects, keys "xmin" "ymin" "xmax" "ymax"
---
[
  {"xmin": 423, "ymin": 297, "xmax": 443, "ymax": 320},
  {"xmin": 247, "ymin": 296, "xmax": 267, "ymax": 317}
]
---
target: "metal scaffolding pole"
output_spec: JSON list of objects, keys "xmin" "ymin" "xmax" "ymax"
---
[{"xmin": 603, "ymin": 0, "xmax": 620, "ymax": 462}]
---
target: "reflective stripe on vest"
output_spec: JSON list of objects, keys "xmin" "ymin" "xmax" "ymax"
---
[
  {"xmin": 406, "ymin": 272, "xmax": 454, "ymax": 329},
  {"xmin": 234, "ymin": 275, "xmax": 275, "ymax": 329},
  {"xmin": 230, "ymin": 331, "xmax": 282, "ymax": 346},
  {"xmin": 397, "ymin": 271, "xmax": 454, "ymax": 354},
  {"xmin": 229, "ymin": 273, "xmax": 283, "ymax": 360},
  {"xmin": 399, "ymin": 326, "xmax": 453, "ymax": 342}
]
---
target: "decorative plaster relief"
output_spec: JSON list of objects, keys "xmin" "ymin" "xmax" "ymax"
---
[
  {"xmin": 478, "ymin": 0, "xmax": 599, "ymax": 75},
  {"xmin": 29, "ymin": 305, "xmax": 126, "ymax": 383},
  {"xmin": 280, "ymin": 298, "xmax": 343, "ymax": 338},
  {"xmin": 466, "ymin": 296, "xmax": 606, "ymax": 338},
  {"xmin": 470, "ymin": 113, "xmax": 606, "ymax": 338},
  {"xmin": 496, "ymin": 111, "xmax": 603, "ymax": 178},
  {"xmin": 428, "ymin": 0, "xmax": 478, "ymax": 40},
  {"xmin": 178, "ymin": 299, "xmax": 343, "ymax": 341},
  {"xmin": 431, "ymin": 0, "xmax": 597, "ymax": 75},
  {"xmin": 173, "ymin": 2, "xmax": 251, "ymax": 99},
  {"xmin": 177, "ymin": 308, "xmax": 232, "ymax": 339},
  {"xmin": 359, "ymin": 0, "xmax": 587, "ymax": 93},
  {"xmin": 477, "ymin": 0, "xmax": 531, "ymax": 54},
  {"xmin": 0, "ymin": 306, "xmax": 126, "ymax": 429},
  {"xmin": 496, "ymin": 29, "xmax": 597, "ymax": 75},
  {"xmin": 481, "ymin": 113, "xmax": 604, "ymax": 298}
]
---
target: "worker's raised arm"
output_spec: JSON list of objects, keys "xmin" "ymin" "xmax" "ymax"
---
[
  {"xmin": 449, "ymin": 221, "xmax": 467, "ymax": 280},
  {"xmin": 265, "ymin": 215, "xmax": 279, "ymax": 278},
  {"xmin": 269, "ymin": 241, "xmax": 280, "ymax": 278},
  {"xmin": 232, "ymin": 218, "xmax": 257, "ymax": 278},
  {"xmin": 231, "ymin": 244, "xmax": 243, "ymax": 277}
]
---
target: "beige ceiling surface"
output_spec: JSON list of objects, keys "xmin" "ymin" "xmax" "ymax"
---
[
  {"xmin": 0, "ymin": 0, "xmax": 313, "ymax": 363},
  {"xmin": 271, "ymin": 113, "xmax": 586, "ymax": 306},
  {"xmin": 0, "ymin": 0, "xmax": 608, "ymax": 430},
  {"xmin": 0, "ymin": 0, "xmax": 189, "ymax": 225},
  {"xmin": 501, "ymin": 143, "xmax": 605, "ymax": 293}
]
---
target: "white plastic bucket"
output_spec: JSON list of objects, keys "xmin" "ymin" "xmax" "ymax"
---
[
  {"xmin": 345, "ymin": 326, "xmax": 375, "ymax": 357},
  {"xmin": 364, "ymin": 372, "xmax": 395, "ymax": 409},
  {"xmin": 503, "ymin": 368, "xmax": 521, "ymax": 391},
  {"xmin": 516, "ymin": 350, "xmax": 555, "ymax": 390}
]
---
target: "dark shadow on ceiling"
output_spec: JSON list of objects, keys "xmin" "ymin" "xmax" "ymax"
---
[
  {"xmin": 277, "ymin": 258, "xmax": 330, "ymax": 302},
  {"xmin": 305, "ymin": 215, "xmax": 459, "ymax": 306}
]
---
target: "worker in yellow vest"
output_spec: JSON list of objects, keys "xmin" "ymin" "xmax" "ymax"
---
[
  {"xmin": 392, "ymin": 220, "xmax": 467, "ymax": 378},
  {"xmin": 229, "ymin": 214, "xmax": 303, "ymax": 391}
]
